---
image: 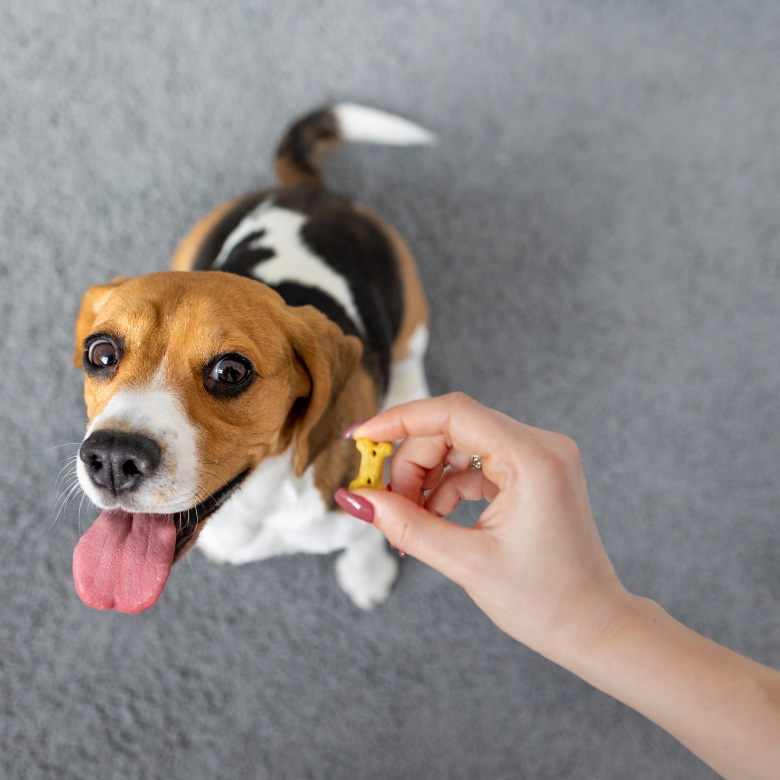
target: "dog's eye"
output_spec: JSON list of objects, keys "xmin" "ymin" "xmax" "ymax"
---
[
  {"xmin": 210, "ymin": 357, "xmax": 248, "ymax": 384},
  {"xmin": 87, "ymin": 340, "xmax": 117, "ymax": 368},
  {"xmin": 204, "ymin": 354, "xmax": 256, "ymax": 399}
]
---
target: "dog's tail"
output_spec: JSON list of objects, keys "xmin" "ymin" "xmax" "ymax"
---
[{"xmin": 275, "ymin": 103, "xmax": 436, "ymax": 189}]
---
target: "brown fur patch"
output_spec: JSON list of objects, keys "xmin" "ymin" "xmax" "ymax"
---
[
  {"xmin": 312, "ymin": 366, "xmax": 378, "ymax": 506},
  {"xmin": 274, "ymin": 158, "xmax": 324, "ymax": 190}
]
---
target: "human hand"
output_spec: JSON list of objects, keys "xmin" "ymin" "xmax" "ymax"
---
[
  {"xmin": 337, "ymin": 393, "xmax": 639, "ymax": 666},
  {"xmin": 337, "ymin": 394, "xmax": 780, "ymax": 780}
]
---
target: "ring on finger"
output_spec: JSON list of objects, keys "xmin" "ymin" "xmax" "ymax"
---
[{"xmin": 470, "ymin": 454, "xmax": 483, "ymax": 470}]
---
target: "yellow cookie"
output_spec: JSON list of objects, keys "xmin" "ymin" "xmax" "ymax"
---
[{"xmin": 349, "ymin": 438, "xmax": 393, "ymax": 491}]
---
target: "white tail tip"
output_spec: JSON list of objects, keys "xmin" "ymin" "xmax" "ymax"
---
[{"xmin": 334, "ymin": 103, "xmax": 437, "ymax": 146}]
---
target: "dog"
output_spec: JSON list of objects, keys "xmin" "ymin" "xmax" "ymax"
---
[{"xmin": 71, "ymin": 104, "xmax": 433, "ymax": 613}]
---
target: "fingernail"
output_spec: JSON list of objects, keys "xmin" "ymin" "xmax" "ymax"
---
[
  {"xmin": 334, "ymin": 488, "xmax": 374, "ymax": 523},
  {"xmin": 343, "ymin": 418, "xmax": 370, "ymax": 440},
  {"xmin": 387, "ymin": 483, "xmax": 392, "ymax": 492},
  {"xmin": 399, "ymin": 550, "xmax": 406, "ymax": 558}
]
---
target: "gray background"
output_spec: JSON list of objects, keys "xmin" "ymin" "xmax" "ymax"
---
[{"xmin": 1, "ymin": 1, "xmax": 779, "ymax": 777}]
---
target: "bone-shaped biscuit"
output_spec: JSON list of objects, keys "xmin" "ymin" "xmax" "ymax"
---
[{"xmin": 349, "ymin": 438, "xmax": 393, "ymax": 491}]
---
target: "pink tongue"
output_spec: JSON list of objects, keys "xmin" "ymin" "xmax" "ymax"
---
[{"xmin": 73, "ymin": 508, "xmax": 176, "ymax": 614}]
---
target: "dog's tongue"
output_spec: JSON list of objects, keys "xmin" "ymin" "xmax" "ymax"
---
[{"xmin": 73, "ymin": 508, "xmax": 176, "ymax": 614}]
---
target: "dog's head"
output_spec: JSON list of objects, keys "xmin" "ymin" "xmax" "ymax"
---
[{"xmin": 71, "ymin": 271, "xmax": 362, "ymax": 614}]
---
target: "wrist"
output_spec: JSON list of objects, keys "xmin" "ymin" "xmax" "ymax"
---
[{"xmin": 549, "ymin": 592, "xmax": 658, "ymax": 674}]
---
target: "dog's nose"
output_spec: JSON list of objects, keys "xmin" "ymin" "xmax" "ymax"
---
[{"xmin": 79, "ymin": 430, "xmax": 162, "ymax": 496}]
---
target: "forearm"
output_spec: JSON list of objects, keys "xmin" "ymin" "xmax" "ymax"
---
[{"xmin": 561, "ymin": 596, "xmax": 780, "ymax": 780}]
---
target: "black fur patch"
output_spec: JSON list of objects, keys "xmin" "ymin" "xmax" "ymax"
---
[
  {"xmin": 193, "ymin": 188, "xmax": 403, "ymax": 395},
  {"xmin": 190, "ymin": 193, "xmax": 270, "ymax": 272}
]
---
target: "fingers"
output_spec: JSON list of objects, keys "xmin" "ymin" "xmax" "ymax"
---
[
  {"xmin": 351, "ymin": 488, "xmax": 481, "ymax": 584},
  {"xmin": 389, "ymin": 438, "xmax": 487, "ymax": 504},
  {"xmin": 356, "ymin": 394, "xmax": 584, "ymax": 495},
  {"xmin": 354, "ymin": 393, "xmax": 531, "ymax": 490},
  {"xmin": 445, "ymin": 448, "xmax": 474, "ymax": 471},
  {"xmin": 357, "ymin": 393, "xmax": 498, "ymax": 451},
  {"xmin": 423, "ymin": 468, "xmax": 497, "ymax": 517},
  {"xmin": 388, "ymin": 433, "xmax": 451, "ymax": 502}
]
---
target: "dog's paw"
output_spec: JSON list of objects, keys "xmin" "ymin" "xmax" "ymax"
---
[{"xmin": 335, "ymin": 543, "xmax": 400, "ymax": 610}]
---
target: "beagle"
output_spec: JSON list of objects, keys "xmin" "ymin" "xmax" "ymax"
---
[{"xmin": 71, "ymin": 104, "xmax": 433, "ymax": 613}]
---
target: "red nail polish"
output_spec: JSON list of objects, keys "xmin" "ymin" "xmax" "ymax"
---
[
  {"xmin": 399, "ymin": 550, "xmax": 406, "ymax": 558},
  {"xmin": 343, "ymin": 418, "xmax": 371, "ymax": 440},
  {"xmin": 387, "ymin": 483, "xmax": 392, "ymax": 492},
  {"xmin": 334, "ymin": 488, "xmax": 374, "ymax": 523}
]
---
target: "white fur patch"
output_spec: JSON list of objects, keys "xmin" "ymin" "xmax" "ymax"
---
[
  {"xmin": 212, "ymin": 199, "xmax": 272, "ymax": 267},
  {"xmin": 197, "ymin": 448, "xmax": 398, "ymax": 609},
  {"xmin": 77, "ymin": 389, "xmax": 200, "ymax": 513},
  {"xmin": 213, "ymin": 202, "xmax": 366, "ymax": 335},
  {"xmin": 334, "ymin": 104, "xmax": 437, "ymax": 146},
  {"xmin": 197, "ymin": 449, "xmax": 366, "ymax": 561}
]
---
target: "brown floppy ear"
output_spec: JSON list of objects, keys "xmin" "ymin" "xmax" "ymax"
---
[
  {"xmin": 73, "ymin": 276, "xmax": 132, "ymax": 368},
  {"xmin": 287, "ymin": 306, "xmax": 363, "ymax": 477}
]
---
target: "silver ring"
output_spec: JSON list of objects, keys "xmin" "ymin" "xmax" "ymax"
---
[{"xmin": 470, "ymin": 454, "xmax": 483, "ymax": 470}]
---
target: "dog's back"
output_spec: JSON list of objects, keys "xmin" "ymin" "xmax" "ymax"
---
[{"xmin": 172, "ymin": 105, "xmax": 435, "ymax": 398}]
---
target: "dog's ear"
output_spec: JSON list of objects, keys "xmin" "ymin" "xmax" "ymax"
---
[
  {"xmin": 73, "ymin": 276, "xmax": 132, "ymax": 368},
  {"xmin": 286, "ymin": 306, "xmax": 363, "ymax": 477}
]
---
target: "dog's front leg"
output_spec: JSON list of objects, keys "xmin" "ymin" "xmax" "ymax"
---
[{"xmin": 335, "ymin": 524, "xmax": 399, "ymax": 610}]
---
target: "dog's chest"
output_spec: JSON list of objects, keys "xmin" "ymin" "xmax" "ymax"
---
[{"xmin": 195, "ymin": 449, "xmax": 365, "ymax": 564}]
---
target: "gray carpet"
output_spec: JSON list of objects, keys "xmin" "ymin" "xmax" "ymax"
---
[{"xmin": 1, "ymin": 1, "xmax": 779, "ymax": 777}]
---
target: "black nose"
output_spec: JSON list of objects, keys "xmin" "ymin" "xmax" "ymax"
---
[{"xmin": 79, "ymin": 430, "xmax": 162, "ymax": 496}]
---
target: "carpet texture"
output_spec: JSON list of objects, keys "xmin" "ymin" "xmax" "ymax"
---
[{"xmin": 1, "ymin": 1, "xmax": 779, "ymax": 777}]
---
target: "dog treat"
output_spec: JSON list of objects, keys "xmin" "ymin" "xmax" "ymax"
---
[{"xmin": 349, "ymin": 438, "xmax": 393, "ymax": 491}]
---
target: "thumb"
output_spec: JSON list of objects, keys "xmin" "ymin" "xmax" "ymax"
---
[{"xmin": 349, "ymin": 488, "xmax": 476, "ymax": 585}]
